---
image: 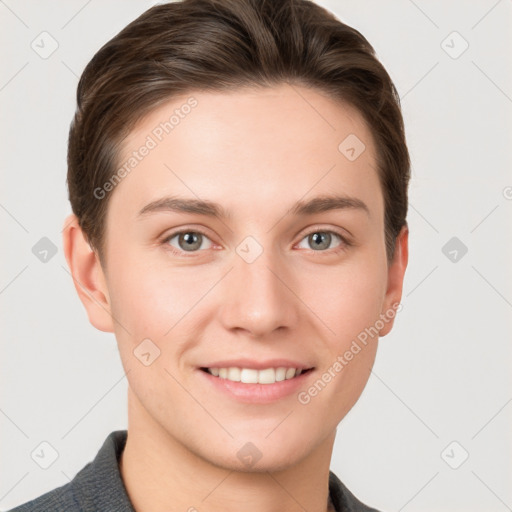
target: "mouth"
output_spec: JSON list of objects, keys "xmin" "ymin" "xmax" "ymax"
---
[{"xmin": 199, "ymin": 366, "xmax": 314, "ymax": 385}]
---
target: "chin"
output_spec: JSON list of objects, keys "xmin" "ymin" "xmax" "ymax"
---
[{"xmin": 199, "ymin": 434, "xmax": 316, "ymax": 474}]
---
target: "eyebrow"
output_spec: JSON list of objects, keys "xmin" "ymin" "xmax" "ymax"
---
[{"xmin": 137, "ymin": 194, "xmax": 370, "ymax": 220}]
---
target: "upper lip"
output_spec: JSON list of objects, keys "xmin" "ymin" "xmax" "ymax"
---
[{"xmin": 199, "ymin": 359, "xmax": 315, "ymax": 370}]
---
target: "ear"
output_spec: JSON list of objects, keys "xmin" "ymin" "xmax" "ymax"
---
[
  {"xmin": 62, "ymin": 213, "xmax": 115, "ymax": 333},
  {"xmin": 379, "ymin": 225, "xmax": 409, "ymax": 337}
]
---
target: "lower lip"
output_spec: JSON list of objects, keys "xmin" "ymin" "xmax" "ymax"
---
[{"xmin": 197, "ymin": 368, "xmax": 314, "ymax": 404}]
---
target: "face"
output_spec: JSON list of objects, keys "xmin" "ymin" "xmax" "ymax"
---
[{"xmin": 78, "ymin": 83, "xmax": 407, "ymax": 471}]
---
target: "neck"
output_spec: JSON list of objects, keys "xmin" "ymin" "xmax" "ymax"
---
[{"xmin": 120, "ymin": 387, "xmax": 336, "ymax": 512}]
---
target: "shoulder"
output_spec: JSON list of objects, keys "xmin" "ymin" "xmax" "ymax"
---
[
  {"xmin": 329, "ymin": 470, "xmax": 383, "ymax": 512},
  {"xmin": 6, "ymin": 430, "xmax": 133, "ymax": 512},
  {"xmin": 6, "ymin": 476, "xmax": 81, "ymax": 511}
]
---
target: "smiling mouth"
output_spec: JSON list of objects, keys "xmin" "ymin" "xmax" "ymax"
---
[{"xmin": 199, "ymin": 366, "xmax": 314, "ymax": 385}]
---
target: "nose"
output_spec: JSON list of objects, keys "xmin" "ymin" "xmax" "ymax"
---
[{"xmin": 217, "ymin": 246, "xmax": 300, "ymax": 338}]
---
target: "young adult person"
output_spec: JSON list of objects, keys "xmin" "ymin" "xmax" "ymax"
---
[{"xmin": 9, "ymin": 0, "xmax": 409, "ymax": 510}]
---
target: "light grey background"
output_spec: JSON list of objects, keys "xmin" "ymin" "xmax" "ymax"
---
[{"xmin": 1, "ymin": 1, "xmax": 511, "ymax": 510}]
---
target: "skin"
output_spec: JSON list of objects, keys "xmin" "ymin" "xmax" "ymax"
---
[{"xmin": 63, "ymin": 83, "xmax": 408, "ymax": 512}]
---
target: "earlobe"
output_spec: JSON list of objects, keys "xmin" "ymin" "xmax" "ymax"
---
[
  {"xmin": 62, "ymin": 213, "xmax": 115, "ymax": 333},
  {"xmin": 379, "ymin": 225, "xmax": 409, "ymax": 337}
]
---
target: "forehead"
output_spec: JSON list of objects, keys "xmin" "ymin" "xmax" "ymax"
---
[{"xmin": 109, "ymin": 83, "xmax": 382, "ymax": 223}]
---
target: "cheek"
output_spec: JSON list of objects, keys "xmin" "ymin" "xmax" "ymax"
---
[
  {"xmin": 107, "ymin": 254, "xmax": 202, "ymax": 333},
  {"xmin": 106, "ymin": 255, "xmax": 219, "ymax": 379},
  {"xmin": 106, "ymin": 262, "xmax": 201, "ymax": 397},
  {"xmin": 296, "ymin": 256, "xmax": 385, "ymax": 412},
  {"xmin": 301, "ymin": 256, "xmax": 387, "ymax": 343}
]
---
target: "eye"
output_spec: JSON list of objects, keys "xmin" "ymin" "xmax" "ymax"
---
[
  {"xmin": 163, "ymin": 230, "xmax": 213, "ymax": 253},
  {"xmin": 296, "ymin": 230, "xmax": 348, "ymax": 252},
  {"xmin": 161, "ymin": 227, "xmax": 350, "ymax": 257}
]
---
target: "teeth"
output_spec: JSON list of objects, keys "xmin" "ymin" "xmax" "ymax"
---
[
  {"xmin": 275, "ymin": 367, "xmax": 286, "ymax": 381},
  {"xmin": 227, "ymin": 367, "xmax": 241, "ymax": 381},
  {"xmin": 206, "ymin": 366, "xmax": 306, "ymax": 384},
  {"xmin": 285, "ymin": 367, "xmax": 296, "ymax": 380},
  {"xmin": 241, "ymin": 368, "xmax": 258, "ymax": 384}
]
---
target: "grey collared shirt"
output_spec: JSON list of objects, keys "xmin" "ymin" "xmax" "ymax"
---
[{"xmin": 7, "ymin": 430, "xmax": 381, "ymax": 512}]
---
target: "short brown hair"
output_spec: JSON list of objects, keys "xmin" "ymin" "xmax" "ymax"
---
[{"xmin": 67, "ymin": 0, "xmax": 410, "ymax": 265}]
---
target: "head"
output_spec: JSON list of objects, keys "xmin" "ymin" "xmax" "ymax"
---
[{"xmin": 63, "ymin": 0, "xmax": 409, "ymax": 471}]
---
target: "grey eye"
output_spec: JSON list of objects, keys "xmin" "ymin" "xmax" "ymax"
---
[
  {"xmin": 297, "ymin": 231, "xmax": 342, "ymax": 251},
  {"xmin": 167, "ymin": 231, "xmax": 212, "ymax": 252}
]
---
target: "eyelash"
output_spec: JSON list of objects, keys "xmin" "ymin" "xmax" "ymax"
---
[{"xmin": 161, "ymin": 226, "xmax": 352, "ymax": 257}]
